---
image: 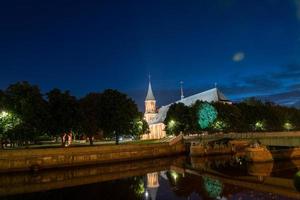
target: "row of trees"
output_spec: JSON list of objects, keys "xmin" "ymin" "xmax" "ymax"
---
[
  {"xmin": 0, "ymin": 81, "xmax": 148, "ymax": 147},
  {"xmin": 164, "ymin": 98, "xmax": 300, "ymax": 135}
]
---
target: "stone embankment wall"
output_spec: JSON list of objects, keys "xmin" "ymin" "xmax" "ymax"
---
[
  {"xmin": 245, "ymin": 147, "xmax": 300, "ymax": 162},
  {"xmin": 190, "ymin": 140, "xmax": 249, "ymax": 156},
  {"xmin": 0, "ymin": 135, "xmax": 185, "ymax": 172},
  {"xmin": 0, "ymin": 157, "xmax": 185, "ymax": 197},
  {"xmin": 190, "ymin": 145, "xmax": 233, "ymax": 156},
  {"xmin": 185, "ymin": 131, "xmax": 300, "ymax": 147}
]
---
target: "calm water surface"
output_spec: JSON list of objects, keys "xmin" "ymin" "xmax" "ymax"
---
[{"xmin": 1, "ymin": 156, "xmax": 300, "ymax": 200}]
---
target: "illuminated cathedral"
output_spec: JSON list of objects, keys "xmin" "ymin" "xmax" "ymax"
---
[{"xmin": 141, "ymin": 79, "xmax": 231, "ymax": 140}]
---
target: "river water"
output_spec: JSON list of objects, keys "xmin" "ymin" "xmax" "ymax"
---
[{"xmin": 1, "ymin": 155, "xmax": 300, "ymax": 200}]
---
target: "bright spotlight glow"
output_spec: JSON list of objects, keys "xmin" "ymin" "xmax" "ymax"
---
[
  {"xmin": 145, "ymin": 190, "xmax": 149, "ymax": 199},
  {"xmin": 254, "ymin": 121, "xmax": 265, "ymax": 131},
  {"xmin": 0, "ymin": 111, "xmax": 21, "ymax": 132},
  {"xmin": 0, "ymin": 111, "xmax": 8, "ymax": 119},
  {"xmin": 197, "ymin": 103, "xmax": 217, "ymax": 129},
  {"xmin": 168, "ymin": 120, "xmax": 176, "ymax": 128},
  {"xmin": 284, "ymin": 122, "xmax": 294, "ymax": 131},
  {"xmin": 170, "ymin": 170, "xmax": 179, "ymax": 182},
  {"xmin": 213, "ymin": 120, "xmax": 227, "ymax": 131}
]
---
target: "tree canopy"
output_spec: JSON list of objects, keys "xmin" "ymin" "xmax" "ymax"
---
[
  {"xmin": 0, "ymin": 82, "xmax": 145, "ymax": 147},
  {"xmin": 164, "ymin": 103, "xmax": 192, "ymax": 135},
  {"xmin": 1, "ymin": 82, "xmax": 49, "ymax": 144},
  {"xmin": 98, "ymin": 89, "xmax": 141, "ymax": 144},
  {"xmin": 164, "ymin": 98, "xmax": 300, "ymax": 135},
  {"xmin": 47, "ymin": 88, "xmax": 81, "ymax": 142}
]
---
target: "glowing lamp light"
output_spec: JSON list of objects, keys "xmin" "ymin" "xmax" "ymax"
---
[
  {"xmin": 168, "ymin": 120, "xmax": 176, "ymax": 128},
  {"xmin": 254, "ymin": 121, "xmax": 265, "ymax": 131},
  {"xmin": 0, "ymin": 111, "xmax": 8, "ymax": 119},
  {"xmin": 145, "ymin": 190, "xmax": 149, "ymax": 199},
  {"xmin": 137, "ymin": 120, "xmax": 143, "ymax": 131},
  {"xmin": 0, "ymin": 111, "xmax": 21, "ymax": 132},
  {"xmin": 170, "ymin": 170, "xmax": 179, "ymax": 182},
  {"xmin": 284, "ymin": 122, "xmax": 294, "ymax": 131},
  {"xmin": 213, "ymin": 120, "xmax": 227, "ymax": 131}
]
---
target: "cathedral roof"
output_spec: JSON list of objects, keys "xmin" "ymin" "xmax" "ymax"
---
[
  {"xmin": 145, "ymin": 81, "xmax": 155, "ymax": 101},
  {"xmin": 149, "ymin": 88, "xmax": 230, "ymax": 125}
]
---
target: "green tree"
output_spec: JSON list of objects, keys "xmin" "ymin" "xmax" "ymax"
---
[
  {"xmin": 164, "ymin": 103, "xmax": 192, "ymax": 135},
  {"xmin": 191, "ymin": 101, "xmax": 217, "ymax": 132},
  {"xmin": 4, "ymin": 82, "xmax": 49, "ymax": 145},
  {"xmin": 98, "ymin": 89, "xmax": 140, "ymax": 144},
  {"xmin": 47, "ymin": 89, "xmax": 80, "ymax": 144},
  {"xmin": 130, "ymin": 116, "xmax": 149, "ymax": 139},
  {"xmin": 79, "ymin": 92, "xmax": 103, "ymax": 145},
  {"xmin": 212, "ymin": 102, "xmax": 243, "ymax": 132},
  {"xmin": 0, "ymin": 110, "xmax": 21, "ymax": 148}
]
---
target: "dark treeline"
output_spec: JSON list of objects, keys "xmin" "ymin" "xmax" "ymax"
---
[
  {"xmin": 164, "ymin": 98, "xmax": 300, "ymax": 135},
  {"xmin": 0, "ymin": 81, "xmax": 148, "ymax": 147}
]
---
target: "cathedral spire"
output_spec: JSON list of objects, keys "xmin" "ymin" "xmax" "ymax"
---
[
  {"xmin": 145, "ymin": 75, "xmax": 155, "ymax": 101},
  {"xmin": 180, "ymin": 81, "xmax": 184, "ymax": 100}
]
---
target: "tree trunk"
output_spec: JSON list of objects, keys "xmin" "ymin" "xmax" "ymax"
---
[
  {"xmin": 61, "ymin": 135, "xmax": 65, "ymax": 146},
  {"xmin": 89, "ymin": 137, "xmax": 93, "ymax": 145},
  {"xmin": 115, "ymin": 132, "xmax": 119, "ymax": 145}
]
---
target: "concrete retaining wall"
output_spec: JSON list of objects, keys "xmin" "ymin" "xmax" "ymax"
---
[
  {"xmin": 0, "ymin": 156, "xmax": 185, "ymax": 196},
  {"xmin": 190, "ymin": 145, "xmax": 232, "ymax": 156},
  {"xmin": 0, "ymin": 137, "xmax": 185, "ymax": 172},
  {"xmin": 245, "ymin": 147, "xmax": 300, "ymax": 162},
  {"xmin": 185, "ymin": 131, "xmax": 300, "ymax": 147}
]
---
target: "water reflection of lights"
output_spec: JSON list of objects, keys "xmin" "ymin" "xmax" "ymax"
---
[
  {"xmin": 203, "ymin": 176, "xmax": 223, "ymax": 198},
  {"xmin": 294, "ymin": 171, "xmax": 300, "ymax": 191},
  {"xmin": 170, "ymin": 171, "xmax": 179, "ymax": 182}
]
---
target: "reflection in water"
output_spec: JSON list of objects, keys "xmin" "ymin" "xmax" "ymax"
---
[
  {"xmin": 145, "ymin": 173, "xmax": 159, "ymax": 200},
  {"xmin": 294, "ymin": 171, "xmax": 300, "ymax": 192},
  {"xmin": 247, "ymin": 162, "xmax": 274, "ymax": 182},
  {"xmin": 203, "ymin": 176, "xmax": 223, "ymax": 199},
  {"xmin": 1, "ymin": 156, "xmax": 300, "ymax": 200}
]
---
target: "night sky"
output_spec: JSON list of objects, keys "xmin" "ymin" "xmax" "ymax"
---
[{"xmin": 1, "ymin": 0, "xmax": 300, "ymax": 110}]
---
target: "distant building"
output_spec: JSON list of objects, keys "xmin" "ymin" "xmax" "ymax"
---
[{"xmin": 141, "ymin": 79, "xmax": 231, "ymax": 140}]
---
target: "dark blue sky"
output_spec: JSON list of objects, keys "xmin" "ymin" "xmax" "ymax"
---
[{"xmin": 1, "ymin": 0, "xmax": 300, "ymax": 110}]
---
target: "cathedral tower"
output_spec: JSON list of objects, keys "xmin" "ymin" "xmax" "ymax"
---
[
  {"xmin": 144, "ymin": 79, "xmax": 157, "ymax": 123},
  {"xmin": 146, "ymin": 172, "xmax": 159, "ymax": 200}
]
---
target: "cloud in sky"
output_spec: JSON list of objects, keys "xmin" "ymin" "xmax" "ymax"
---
[
  {"xmin": 232, "ymin": 52, "xmax": 245, "ymax": 62},
  {"xmin": 130, "ymin": 64, "xmax": 300, "ymax": 111},
  {"xmin": 218, "ymin": 64, "xmax": 300, "ymax": 107}
]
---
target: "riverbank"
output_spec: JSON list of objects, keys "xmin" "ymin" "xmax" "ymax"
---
[
  {"xmin": 0, "ymin": 135, "xmax": 185, "ymax": 172},
  {"xmin": 245, "ymin": 146, "xmax": 300, "ymax": 162},
  {"xmin": 0, "ymin": 156, "xmax": 186, "ymax": 197}
]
